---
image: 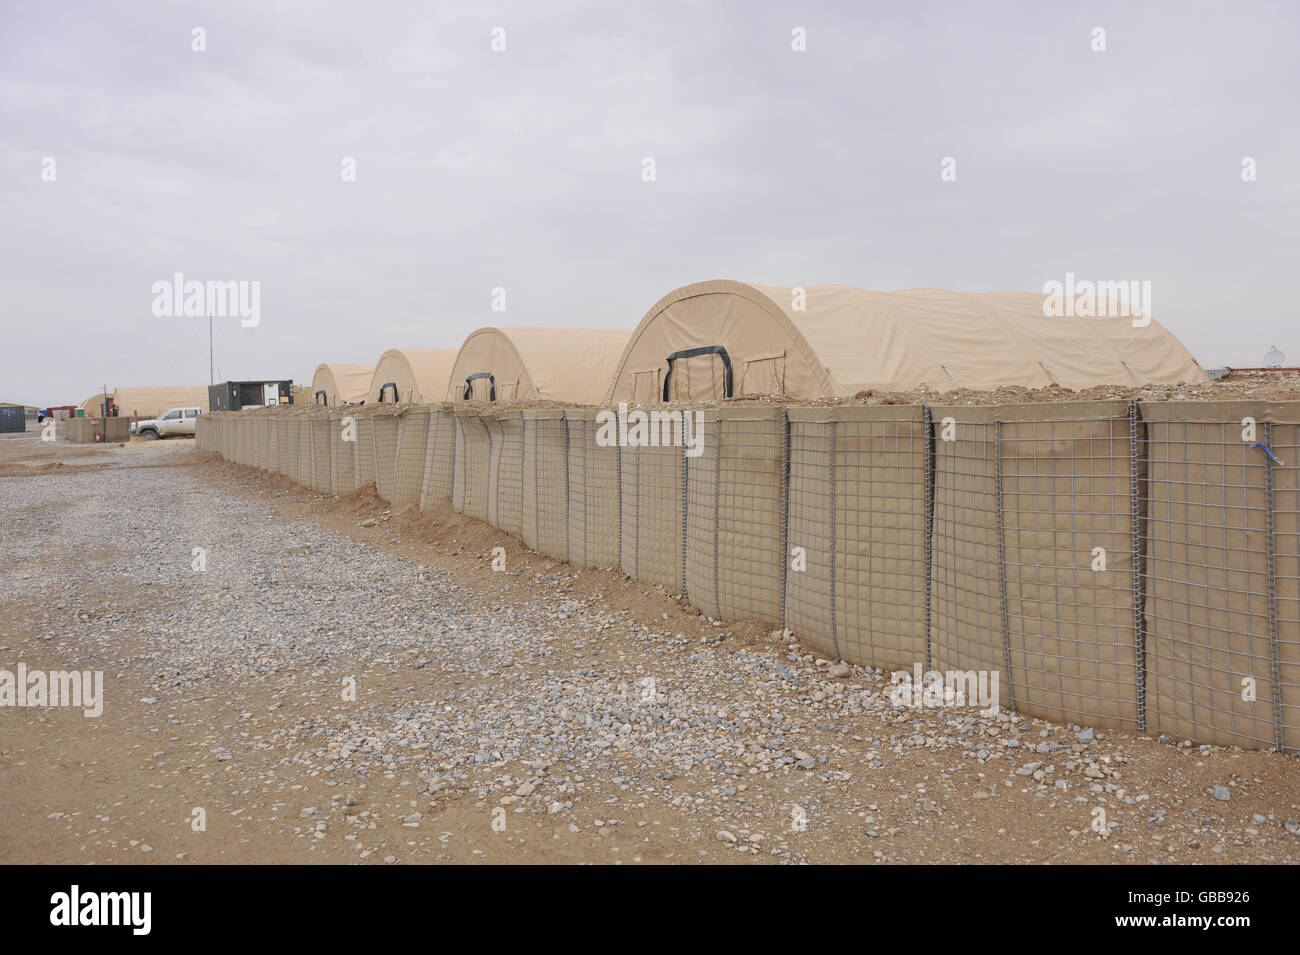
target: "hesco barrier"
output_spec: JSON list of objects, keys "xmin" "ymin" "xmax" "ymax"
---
[
  {"xmin": 620, "ymin": 431, "xmax": 685, "ymax": 592},
  {"xmin": 929, "ymin": 402, "xmax": 1140, "ymax": 729},
  {"xmin": 355, "ymin": 412, "xmax": 376, "ymax": 489},
  {"xmin": 296, "ymin": 416, "xmax": 313, "ymax": 488},
  {"xmin": 256, "ymin": 417, "xmax": 272, "ymax": 471},
  {"xmin": 523, "ymin": 409, "xmax": 569, "ymax": 561},
  {"xmin": 392, "ymin": 407, "xmax": 429, "ymax": 509},
  {"xmin": 420, "ymin": 406, "xmax": 456, "ymax": 509},
  {"xmin": 453, "ymin": 409, "xmax": 491, "ymax": 520},
  {"xmin": 486, "ymin": 410, "xmax": 524, "ymax": 536},
  {"xmin": 1141, "ymin": 401, "xmax": 1300, "ymax": 752},
  {"xmin": 371, "ymin": 413, "xmax": 400, "ymax": 502},
  {"xmin": 309, "ymin": 414, "xmax": 332, "ymax": 493},
  {"xmin": 686, "ymin": 407, "xmax": 785, "ymax": 624},
  {"xmin": 286, "ymin": 417, "xmax": 303, "ymax": 484},
  {"xmin": 205, "ymin": 399, "xmax": 1300, "ymax": 752},
  {"xmin": 330, "ymin": 411, "xmax": 357, "ymax": 495},
  {"xmin": 565, "ymin": 409, "xmax": 621, "ymax": 568},
  {"xmin": 785, "ymin": 405, "xmax": 929, "ymax": 672}
]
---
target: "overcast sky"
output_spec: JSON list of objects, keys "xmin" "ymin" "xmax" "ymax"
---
[{"xmin": 2, "ymin": 1, "xmax": 1297, "ymax": 406}]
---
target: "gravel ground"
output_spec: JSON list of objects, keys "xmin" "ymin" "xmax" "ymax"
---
[{"xmin": 1, "ymin": 431, "xmax": 1298, "ymax": 864}]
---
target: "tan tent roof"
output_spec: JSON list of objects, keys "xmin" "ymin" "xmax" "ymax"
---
[
  {"xmin": 79, "ymin": 393, "xmax": 111, "ymax": 416},
  {"xmin": 310, "ymin": 363, "xmax": 373, "ymax": 406},
  {"xmin": 447, "ymin": 327, "xmax": 631, "ymax": 404},
  {"xmin": 366, "ymin": 349, "xmax": 457, "ymax": 404},
  {"xmin": 109, "ymin": 386, "xmax": 210, "ymax": 418},
  {"xmin": 604, "ymin": 280, "xmax": 1206, "ymax": 402}
]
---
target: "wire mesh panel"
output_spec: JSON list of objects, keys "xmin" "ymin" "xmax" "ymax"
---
[
  {"xmin": 453, "ymin": 410, "xmax": 491, "ymax": 520},
  {"xmin": 929, "ymin": 405, "xmax": 1007, "ymax": 688},
  {"xmin": 1270, "ymin": 418, "xmax": 1300, "ymax": 751},
  {"xmin": 231, "ymin": 414, "xmax": 246, "ymax": 465},
  {"xmin": 785, "ymin": 406, "xmax": 928, "ymax": 669},
  {"xmin": 685, "ymin": 407, "xmax": 785, "ymax": 624},
  {"xmin": 1142, "ymin": 400, "xmax": 1297, "ymax": 749},
  {"xmin": 330, "ymin": 411, "xmax": 358, "ymax": 495},
  {"xmin": 196, "ymin": 415, "xmax": 210, "ymax": 451},
  {"xmin": 999, "ymin": 402, "xmax": 1140, "ymax": 729},
  {"xmin": 265, "ymin": 415, "xmax": 281, "ymax": 471},
  {"xmin": 837, "ymin": 406, "xmax": 928, "ymax": 670},
  {"xmin": 371, "ymin": 413, "xmax": 400, "ymax": 503},
  {"xmin": 283, "ymin": 417, "xmax": 300, "ymax": 483},
  {"xmin": 487, "ymin": 410, "xmax": 524, "ymax": 536},
  {"xmin": 566, "ymin": 409, "xmax": 621, "ymax": 568},
  {"xmin": 619, "ymin": 415, "xmax": 685, "ymax": 593},
  {"xmin": 420, "ymin": 406, "xmax": 456, "ymax": 509},
  {"xmin": 273, "ymin": 417, "xmax": 289, "ymax": 476},
  {"xmin": 256, "ymin": 416, "xmax": 272, "ymax": 470},
  {"xmin": 261, "ymin": 416, "xmax": 270, "ymax": 471},
  {"xmin": 392, "ymin": 407, "xmax": 429, "ymax": 508},
  {"xmin": 785, "ymin": 409, "xmax": 836, "ymax": 660},
  {"xmin": 355, "ymin": 413, "xmax": 376, "ymax": 489},
  {"xmin": 523, "ymin": 410, "xmax": 569, "ymax": 560},
  {"xmin": 685, "ymin": 411, "xmax": 719, "ymax": 614},
  {"xmin": 309, "ymin": 414, "xmax": 333, "ymax": 494},
  {"xmin": 298, "ymin": 416, "xmax": 316, "ymax": 489},
  {"xmin": 248, "ymin": 416, "xmax": 261, "ymax": 468},
  {"xmin": 246, "ymin": 414, "xmax": 260, "ymax": 466}
]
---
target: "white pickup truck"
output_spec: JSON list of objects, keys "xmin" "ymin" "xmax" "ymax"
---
[{"xmin": 132, "ymin": 407, "xmax": 203, "ymax": 440}]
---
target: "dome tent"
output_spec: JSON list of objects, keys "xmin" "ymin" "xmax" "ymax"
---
[
  {"xmin": 366, "ymin": 349, "xmax": 458, "ymax": 404},
  {"xmin": 603, "ymin": 280, "xmax": 1207, "ymax": 403},
  {"xmin": 310, "ymin": 363, "xmax": 373, "ymax": 406},
  {"xmin": 447, "ymin": 327, "xmax": 630, "ymax": 404},
  {"xmin": 79, "ymin": 393, "xmax": 111, "ymax": 417}
]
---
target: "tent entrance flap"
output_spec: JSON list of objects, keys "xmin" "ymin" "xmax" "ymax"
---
[
  {"xmin": 314, "ymin": 390, "xmax": 327, "ymax": 405},
  {"xmin": 464, "ymin": 372, "xmax": 496, "ymax": 402},
  {"xmin": 378, "ymin": 382, "xmax": 398, "ymax": 403},
  {"xmin": 740, "ymin": 351, "xmax": 787, "ymax": 396},
  {"xmin": 663, "ymin": 345, "xmax": 733, "ymax": 401},
  {"xmin": 631, "ymin": 369, "xmax": 662, "ymax": 403}
]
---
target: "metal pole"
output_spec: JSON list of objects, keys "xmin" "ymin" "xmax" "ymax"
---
[
  {"xmin": 994, "ymin": 419, "xmax": 1015, "ymax": 712},
  {"xmin": 1264, "ymin": 421, "xmax": 1283, "ymax": 751},
  {"xmin": 1129, "ymin": 401, "xmax": 1147, "ymax": 732}
]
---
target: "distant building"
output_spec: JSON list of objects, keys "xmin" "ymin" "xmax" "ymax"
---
[{"xmin": 209, "ymin": 380, "xmax": 294, "ymax": 412}]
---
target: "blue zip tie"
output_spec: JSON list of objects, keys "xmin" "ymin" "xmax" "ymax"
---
[{"xmin": 1252, "ymin": 443, "xmax": 1285, "ymax": 466}]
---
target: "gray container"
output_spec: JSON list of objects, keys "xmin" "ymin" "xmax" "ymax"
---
[{"xmin": 0, "ymin": 406, "xmax": 26, "ymax": 433}]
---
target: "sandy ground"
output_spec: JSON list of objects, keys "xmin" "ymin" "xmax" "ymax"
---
[{"xmin": 1, "ymin": 430, "xmax": 1298, "ymax": 864}]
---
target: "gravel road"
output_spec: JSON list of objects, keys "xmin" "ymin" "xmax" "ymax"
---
[{"xmin": 2, "ymin": 432, "xmax": 1298, "ymax": 864}]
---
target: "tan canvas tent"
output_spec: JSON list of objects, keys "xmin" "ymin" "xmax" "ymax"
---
[
  {"xmin": 100, "ymin": 386, "xmax": 209, "ymax": 419},
  {"xmin": 604, "ymin": 280, "xmax": 1206, "ymax": 402},
  {"xmin": 447, "ymin": 327, "xmax": 630, "ymax": 404},
  {"xmin": 79, "ymin": 393, "xmax": 111, "ymax": 416},
  {"xmin": 310, "ymin": 363, "xmax": 373, "ymax": 406},
  {"xmin": 366, "ymin": 349, "xmax": 457, "ymax": 404}
]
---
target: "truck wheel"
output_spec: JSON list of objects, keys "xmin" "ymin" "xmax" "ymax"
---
[{"xmin": 144, "ymin": 430, "xmax": 159, "ymax": 441}]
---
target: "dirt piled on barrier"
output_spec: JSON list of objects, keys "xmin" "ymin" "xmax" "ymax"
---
[{"xmin": 202, "ymin": 370, "xmax": 1300, "ymax": 418}]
